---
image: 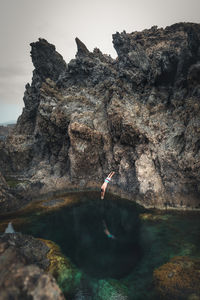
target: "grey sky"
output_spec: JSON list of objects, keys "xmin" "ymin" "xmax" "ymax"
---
[{"xmin": 0, "ymin": 0, "xmax": 200, "ymax": 123}]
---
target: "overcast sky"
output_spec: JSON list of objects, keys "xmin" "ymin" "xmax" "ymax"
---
[{"xmin": 0, "ymin": 0, "xmax": 200, "ymax": 123}]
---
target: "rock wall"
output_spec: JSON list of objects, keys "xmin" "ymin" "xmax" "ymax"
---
[
  {"xmin": 1, "ymin": 22, "xmax": 200, "ymax": 210},
  {"xmin": 0, "ymin": 171, "xmax": 19, "ymax": 213}
]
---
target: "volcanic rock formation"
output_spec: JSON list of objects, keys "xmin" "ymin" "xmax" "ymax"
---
[
  {"xmin": 1, "ymin": 22, "xmax": 200, "ymax": 211},
  {"xmin": 0, "ymin": 233, "xmax": 65, "ymax": 299}
]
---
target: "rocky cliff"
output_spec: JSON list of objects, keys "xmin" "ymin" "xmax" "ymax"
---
[{"xmin": 1, "ymin": 22, "xmax": 200, "ymax": 211}]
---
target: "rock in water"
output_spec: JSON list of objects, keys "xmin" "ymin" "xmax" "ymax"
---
[
  {"xmin": 1, "ymin": 22, "xmax": 200, "ymax": 211},
  {"xmin": 153, "ymin": 256, "xmax": 200, "ymax": 299},
  {"xmin": 4, "ymin": 222, "xmax": 15, "ymax": 233}
]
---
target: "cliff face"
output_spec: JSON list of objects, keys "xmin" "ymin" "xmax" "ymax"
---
[{"xmin": 1, "ymin": 22, "xmax": 200, "ymax": 210}]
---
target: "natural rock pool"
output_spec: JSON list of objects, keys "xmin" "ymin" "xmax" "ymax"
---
[{"xmin": 1, "ymin": 191, "xmax": 200, "ymax": 300}]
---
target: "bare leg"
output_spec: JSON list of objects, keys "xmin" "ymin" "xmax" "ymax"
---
[{"xmin": 101, "ymin": 182, "xmax": 108, "ymax": 199}]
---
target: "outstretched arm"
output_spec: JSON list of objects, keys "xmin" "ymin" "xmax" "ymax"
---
[{"xmin": 108, "ymin": 171, "xmax": 115, "ymax": 178}]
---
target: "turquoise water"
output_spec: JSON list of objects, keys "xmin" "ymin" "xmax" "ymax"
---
[{"xmin": 3, "ymin": 192, "xmax": 200, "ymax": 300}]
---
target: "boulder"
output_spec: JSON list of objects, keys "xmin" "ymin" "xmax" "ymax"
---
[
  {"xmin": 0, "ymin": 233, "xmax": 65, "ymax": 299},
  {"xmin": 153, "ymin": 256, "xmax": 200, "ymax": 299}
]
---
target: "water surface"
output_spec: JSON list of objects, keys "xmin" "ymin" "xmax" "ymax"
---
[{"xmin": 1, "ymin": 191, "xmax": 200, "ymax": 300}]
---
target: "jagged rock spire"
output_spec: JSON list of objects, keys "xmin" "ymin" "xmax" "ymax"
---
[
  {"xmin": 30, "ymin": 38, "xmax": 67, "ymax": 81},
  {"xmin": 75, "ymin": 37, "xmax": 90, "ymax": 57}
]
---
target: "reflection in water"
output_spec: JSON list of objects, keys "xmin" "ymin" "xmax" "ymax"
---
[
  {"xmin": 103, "ymin": 220, "xmax": 116, "ymax": 239},
  {"xmin": 3, "ymin": 191, "xmax": 200, "ymax": 300},
  {"xmin": 16, "ymin": 193, "xmax": 142, "ymax": 279}
]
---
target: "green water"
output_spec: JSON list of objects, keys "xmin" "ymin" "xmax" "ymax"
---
[{"xmin": 2, "ymin": 192, "xmax": 200, "ymax": 300}]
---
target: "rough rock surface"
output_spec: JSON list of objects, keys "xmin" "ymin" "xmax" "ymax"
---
[
  {"xmin": 0, "ymin": 171, "xmax": 19, "ymax": 213},
  {"xmin": 0, "ymin": 170, "xmax": 44, "ymax": 214},
  {"xmin": 153, "ymin": 256, "xmax": 200, "ymax": 299},
  {"xmin": 0, "ymin": 124, "xmax": 15, "ymax": 141},
  {"xmin": 1, "ymin": 22, "xmax": 200, "ymax": 210},
  {"xmin": 0, "ymin": 233, "xmax": 65, "ymax": 299}
]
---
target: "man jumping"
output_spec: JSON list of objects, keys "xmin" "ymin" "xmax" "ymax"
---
[
  {"xmin": 100, "ymin": 171, "xmax": 116, "ymax": 239},
  {"xmin": 100, "ymin": 171, "xmax": 115, "ymax": 200}
]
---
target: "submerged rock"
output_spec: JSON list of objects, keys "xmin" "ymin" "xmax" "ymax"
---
[
  {"xmin": 1, "ymin": 22, "xmax": 200, "ymax": 211},
  {"xmin": 95, "ymin": 279, "xmax": 129, "ymax": 300},
  {"xmin": 0, "ymin": 233, "xmax": 65, "ymax": 299}
]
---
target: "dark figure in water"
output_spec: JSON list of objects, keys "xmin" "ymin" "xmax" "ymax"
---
[{"xmin": 103, "ymin": 220, "xmax": 116, "ymax": 239}]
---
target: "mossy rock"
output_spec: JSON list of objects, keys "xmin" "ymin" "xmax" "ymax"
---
[
  {"xmin": 39, "ymin": 239, "xmax": 83, "ymax": 297},
  {"xmin": 139, "ymin": 213, "xmax": 170, "ymax": 222},
  {"xmin": 153, "ymin": 256, "xmax": 200, "ymax": 300},
  {"xmin": 5, "ymin": 176, "xmax": 29, "ymax": 189},
  {"xmin": 5, "ymin": 177, "xmax": 21, "ymax": 188}
]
